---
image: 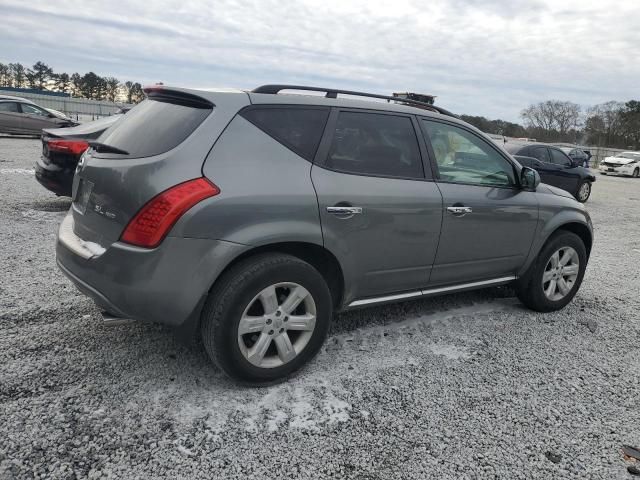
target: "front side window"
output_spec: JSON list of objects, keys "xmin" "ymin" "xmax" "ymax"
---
[
  {"xmin": 422, "ymin": 120, "xmax": 516, "ymax": 187},
  {"xmin": 20, "ymin": 104, "xmax": 49, "ymax": 116},
  {"xmin": 0, "ymin": 102, "xmax": 19, "ymax": 113},
  {"xmin": 550, "ymin": 149, "xmax": 571, "ymax": 166},
  {"xmin": 325, "ymin": 111, "xmax": 423, "ymax": 179},
  {"xmin": 241, "ymin": 107, "xmax": 329, "ymax": 161},
  {"xmin": 530, "ymin": 147, "xmax": 551, "ymax": 164}
]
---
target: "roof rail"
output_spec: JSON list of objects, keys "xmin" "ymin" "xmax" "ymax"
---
[{"xmin": 251, "ymin": 84, "xmax": 457, "ymax": 118}]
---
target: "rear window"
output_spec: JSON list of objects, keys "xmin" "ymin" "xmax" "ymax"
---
[
  {"xmin": 240, "ymin": 107, "xmax": 329, "ymax": 161},
  {"xmin": 95, "ymin": 98, "xmax": 211, "ymax": 158}
]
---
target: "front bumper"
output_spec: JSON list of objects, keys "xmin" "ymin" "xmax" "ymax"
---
[
  {"xmin": 56, "ymin": 212, "xmax": 247, "ymax": 327},
  {"xmin": 599, "ymin": 164, "xmax": 635, "ymax": 176},
  {"xmin": 35, "ymin": 156, "xmax": 73, "ymax": 196}
]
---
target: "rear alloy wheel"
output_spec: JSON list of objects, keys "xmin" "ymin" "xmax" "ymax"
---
[
  {"xmin": 633, "ymin": 168, "xmax": 639, "ymax": 178},
  {"xmin": 238, "ymin": 282, "xmax": 317, "ymax": 368},
  {"xmin": 576, "ymin": 181, "xmax": 591, "ymax": 202},
  {"xmin": 516, "ymin": 231, "xmax": 587, "ymax": 312},
  {"xmin": 201, "ymin": 253, "xmax": 332, "ymax": 384}
]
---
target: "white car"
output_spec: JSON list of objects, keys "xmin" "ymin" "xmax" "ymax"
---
[{"xmin": 599, "ymin": 151, "xmax": 640, "ymax": 178}]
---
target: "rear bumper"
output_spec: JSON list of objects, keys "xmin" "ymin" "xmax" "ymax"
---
[
  {"xmin": 56, "ymin": 212, "xmax": 248, "ymax": 327},
  {"xmin": 35, "ymin": 156, "xmax": 73, "ymax": 196}
]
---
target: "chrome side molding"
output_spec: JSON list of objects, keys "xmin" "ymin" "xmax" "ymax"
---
[{"xmin": 348, "ymin": 276, "xmax": 517, "ymax": 308}]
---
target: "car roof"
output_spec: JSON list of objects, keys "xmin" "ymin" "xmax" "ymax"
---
[
  {"xmin": 156, "ymin": 85, "xmax": 455, "ymax": 122},
  {"xmin": 0, "ymin": 95, "xmax": 36, "ymax": 104}
]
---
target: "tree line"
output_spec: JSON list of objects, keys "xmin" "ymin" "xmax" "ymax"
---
[
  {"xmin": 461, "ymin": 99, "xmax": 640, "ymax": 149},
  {"xmin": 0, "ymin": 61, "xmax": 145, "ymax": 104}
]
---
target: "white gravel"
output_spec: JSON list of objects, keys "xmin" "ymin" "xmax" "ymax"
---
[{"xmin": 1, "ymin": 136, "xmax": 639, "ymax": 479}]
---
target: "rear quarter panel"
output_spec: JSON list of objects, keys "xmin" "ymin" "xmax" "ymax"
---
[{"xmin": 173, "ymin": 115, "xmax": 323, "ymax": 247}]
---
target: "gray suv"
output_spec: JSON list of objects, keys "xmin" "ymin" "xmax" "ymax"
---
[{"xmin": 56, "ymin": 85, "xmax": 593, "ymax": 383}]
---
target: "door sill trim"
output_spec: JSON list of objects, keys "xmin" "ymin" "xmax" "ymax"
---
[{"xmin": 348, "ymin": 276, "xmax": 516, "ymax": 308}]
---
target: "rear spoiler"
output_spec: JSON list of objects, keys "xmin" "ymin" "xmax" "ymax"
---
[{"xmin": 143, "ymin": 86, "xmax": 213, "ymax": 109}]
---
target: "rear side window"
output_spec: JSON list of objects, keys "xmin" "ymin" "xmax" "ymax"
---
[
  {"xmin": 240, "ymin": 107, "xmax": 329, "ymax": 161},
  {"xmin": 95, "ymin": 98, "xmax": 211, "ymax": 158},
  {"xmin": 325, "ymin": 111, "xmax": 423, "ymax": 179},
  {"xmin": 0, "ymin": 102, "xmax": 19, "ymax": 113}
]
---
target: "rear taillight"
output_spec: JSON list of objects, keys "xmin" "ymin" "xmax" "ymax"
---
[
  {"xmin": 120, "ymin": 178, "xmax": 220, "ymax": 248},
  {"xmin": 47, "ymin": 139, "xmax": 90, "ymax": 155}
]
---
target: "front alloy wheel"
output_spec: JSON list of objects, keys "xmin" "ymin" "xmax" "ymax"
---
[
  {"xmin": 238, "ymin": 283, "xmax": 316, "ymax": 368},
  {"xmin": 541, "ymin": 247, "xmax": 580, "ymax": 301},
  {"xmin": 577, "ymin": 182, "xmax": 591, "ymax": 202}
]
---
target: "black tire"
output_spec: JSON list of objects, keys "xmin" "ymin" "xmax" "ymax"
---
[
  {"xmin": 600, "ymin": 172, "xmax": 606, "ymax": 175},
  {"xmin": 575, "ymin": 181, "xmax": 591, "ymax": 203},
  {"xmin": 515, "ymin": 231, "xmax": 587, "ymax": 312},
  {"xmin": 633, "ymin": 168, "xmax": 639, "ymax": 178},
  {"xmin": 200, "ymin": 253, "xmax": 332, "ymax": 384}
]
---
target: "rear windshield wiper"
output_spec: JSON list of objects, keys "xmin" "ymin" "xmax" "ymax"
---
[{"xmin": 89, "ymin": 141, "xmax": 129, "ymax": 155}]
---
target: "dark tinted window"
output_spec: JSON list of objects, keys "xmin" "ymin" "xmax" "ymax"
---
[
  {"xmin": 241, "ymin": 107, "xmax": 329, "ymax": 161},
  {"xmin": 0, "ymin": 102, "xmax": 19, "ymax": 113},
  {"xmin": 95, "ymin": 99, "xmax": 211, "ymax": 158},
  {"xmin": 530, "ymin": 147, "xmax": 551, "ymax": 163},
  {"xmin": 326, "ymin": 112, "xmax": 423, "ymax": 179},
  {"xmin": 422, "ymin": 120, "xmax": 515, "ymax": 187},
  {"xmin": 550, "ymin": 148, "xmax": 571, "ymax": 166}
]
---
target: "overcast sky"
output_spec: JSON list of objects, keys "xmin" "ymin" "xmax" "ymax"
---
[{"xmin": 1, "ymin": 0, "xmax": 638, "ymax": 121}]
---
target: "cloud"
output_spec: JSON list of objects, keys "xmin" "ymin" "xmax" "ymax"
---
[{"xmin": 1, "ymin": 0, "xmax": 638, "ymax": 121}]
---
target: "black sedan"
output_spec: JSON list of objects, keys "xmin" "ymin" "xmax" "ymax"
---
[
  {"xmin": 35, "ymin": 114, "xmax": 122, "ymax": 196},
  {"xmin": 504, "ymin": 142, "xmax": 596, "ymax": 202}
]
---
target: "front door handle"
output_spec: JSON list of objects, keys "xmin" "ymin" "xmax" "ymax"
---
[
  {"xmin": 326, "ymin": 206, "xmax": 363, "ymax": 215},
  {"xmin": 447, "ymin": 206, "xmax": 472, "ymax": 215}
]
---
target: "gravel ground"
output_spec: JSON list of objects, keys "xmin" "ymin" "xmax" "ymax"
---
[{"xmin": 1, "ymin": 136, "xmax": 639, "ymax": 479}]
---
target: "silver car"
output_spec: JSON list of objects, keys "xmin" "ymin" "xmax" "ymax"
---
[
  {"xmin": 0, "ymin": 95, "xmax": 78, "ymax": 135},
  {"xmin": 56, "ymin": 85, "xmax": 593, "ymax": 383}
]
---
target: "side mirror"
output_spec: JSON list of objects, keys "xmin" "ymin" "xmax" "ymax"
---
[{"xmin": 520, "ymin": 166, "xmax": 540, "ymax": 191}]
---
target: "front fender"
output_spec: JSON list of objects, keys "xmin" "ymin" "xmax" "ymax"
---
[{"xmin": 517, "ymin": 194, "xmax": 593, "ymax": 277}]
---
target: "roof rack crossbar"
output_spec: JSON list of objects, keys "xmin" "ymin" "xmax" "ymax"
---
[{"xmin": 251, "ymin": 84, "xmax": 457, "ymax": 118}]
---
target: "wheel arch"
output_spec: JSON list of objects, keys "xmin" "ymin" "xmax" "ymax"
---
[
  {"xmin": 175, "ymin": 241, "xmax": 346, "ymax": 343},
  {"xmin": 214, "ymin": 241, "xmax": 345, "ymax": 310}
]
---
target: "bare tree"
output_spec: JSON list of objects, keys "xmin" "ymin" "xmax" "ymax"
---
[
  {"xmin": 104, "ymin": 77, "xmax": 121, "ymax": 102},
  {"xmin": 9, "ymin": 63, "xmax": 26, "ymax": 88},
  {"xmin": 584, "ymin": 101, "xmax": 625, "ymax": 147}
]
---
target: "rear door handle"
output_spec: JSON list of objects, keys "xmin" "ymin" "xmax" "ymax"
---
[
  {"xmin": 326, "ymin": 206, "xmax": 363, "ymax": 215},
  {"xmin": 447, "ymin": 206, "xmax": 472, "ymax": 215}
]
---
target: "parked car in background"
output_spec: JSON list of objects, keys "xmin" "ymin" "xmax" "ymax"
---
[
  {"xmin": 0, "ymin": 95, "xmax": 78, "ymax": 135},
  {"xmin": 504, "ymin": 142, "xmax": 596, "ymax": 202},
  {"xmin": 558, "ymin": 146, "xmax": 591, "ymax": 168},
  {"xmin": 599, "ymin": 151, "xmax": 640, "ymax": 178},
  {"xmin": 36, "ymin": 114, "xmax": 123, "ymax": 196},
  {"xmin": 56, "ymin": 84, "xmax": 592, "ymax": 383}
]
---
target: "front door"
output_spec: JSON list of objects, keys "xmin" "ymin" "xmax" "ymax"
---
[
  {"xmin": 529, "ymin": 146, "xmax": 569, "ymax": 191},
  {"xmin": 312, "ymin": 109, "xmax": 443, "ymax": 303},
  {"xmin": 421, "ymin": 119, "xmax": 539, "ymax": 285},
  {"xmin": 548, "ymin": 147, "xmax": 580, "ymax": 194},
  {"xmin": 19, "ymin": 103, "xmax": 57, "ymax": 134}
]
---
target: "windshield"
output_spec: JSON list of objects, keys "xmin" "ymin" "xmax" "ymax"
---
[{"xmin": 615, "ymin": 152, "xmax": 640, "ymax": 159}]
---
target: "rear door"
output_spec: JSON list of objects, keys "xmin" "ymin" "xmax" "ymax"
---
[
  {"xmin": 0, "ymin": 102, "xmax": 23, "ymax": 133},
  {"xmin": 312, "ymin": 109, "xmax": 443, "ymax": 303},
  {"xmin": 420, "ymin": 119, "xmax": 538, "ymax": 285}
]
